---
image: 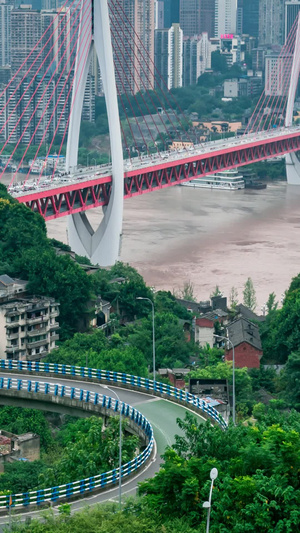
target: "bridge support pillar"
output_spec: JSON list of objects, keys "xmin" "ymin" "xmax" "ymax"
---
[
  {"xmin": 66, "ymin": 0, "xmax": 123, "ymax": 266},
  {"xmin": 285, "ymin": 153, "xmax": 300, "ymax": 185},
  {"xmin": 285, "ymin": 13, "xmax": 300, "ymax": 185}
]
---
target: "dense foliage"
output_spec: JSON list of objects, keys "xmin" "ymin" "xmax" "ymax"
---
[
  {"xmin": 0, "ymin": 461, "xmax": 48, "ymax": 494},
  {"xmin": 39, "ymin": 416, "xmax": 138, "ymax": 488},
  {"xmin": 9, "ymin": 408, "xmax": 300, "ymax": 532},
  {"xmin": 47, "ymin": 329, "xmax": 148, "ymax": 376},
  {"xmin": 0, "ymin": 185, "xmax": 92, "ymax": 339},
  {"xmin": 0, "ymin": 412, "xmax": 138, "ymax": 493},
  {"xmin": 7, "ymin": 503, "xmax": 204, "ymax": 533},
  {"xmin": 139, "ymin": 408, "xmax": 300, "ymax": 532},
  {"xmin": 260, "ymin": 272, "xmax": 300, "ymax": 367},
  {"xmin": 0, "ymin": 406, "xmax": 52, "ymax": 450}
]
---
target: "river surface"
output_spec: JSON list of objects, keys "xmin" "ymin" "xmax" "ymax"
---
[{"xmin": 46, "ymin": 180, "xmax": 300, "ymax": 311}]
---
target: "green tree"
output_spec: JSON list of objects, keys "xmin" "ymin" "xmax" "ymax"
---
[
  {"xmin": 92, "ymin": 262, "xmax": 153, "ymax": 322},
  {"xmin": 266, "ymin": 292, "xmax": 278, "ymax": 314},
  {"xmin": 243, "ymin": 277, "xmax": 257, "ymax": 311},
  {"xmin": 282, "ymin": 350, "xmax": 300, "ymax": 409},
  {"xmin": 0, "ymin": 461, "xmax": 47, "ymax": 493},
  {"xmin": 0, "ymin": 185, "xmax": 93, "ymax": 340},
  {"xmin": 47, "ymin": 329, "xmax": 148, "ymax": 376},
  {"xmin": 176, "ymin": 281, "xmax": 196, "ymax": 302},
  {"xmin": 139, "ymin": 409, "xmax": 300, "ymax": 530},
  {"xmin": 211, "ymin": 50, "xmax": 228, "ymax": 73},
  {"xmin": 40, "ymin": 417, "xmax": 139, "ymax": 487},
  {"xmin": 260, "ymin": 273, "xmax": 300, "ymax": 364},
  {"xmin": 23, "ymin": 250, "xmax": 93, "ymax": 339},
  {"xmin": 126, "ymin": 311, "xmax": 198, "ymax": 369},
  {"xmin": 0, "ymin": 406, "xmax": 52, "ymax": 449},
  {"xmin": 154, "ymin": 291, "xmax": 192, "ymax": 320},
  {"xmin": 229, "ymin": 286, "xmax": 239, "ymax": 312},
  {"xmin": 210, "ymin": 285, "xmax": 223, "ymax": 299}
]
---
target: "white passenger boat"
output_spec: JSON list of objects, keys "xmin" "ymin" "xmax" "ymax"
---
[{"xmin": 181, "ymin": 169, "xmax": 245, "ymax": 190}]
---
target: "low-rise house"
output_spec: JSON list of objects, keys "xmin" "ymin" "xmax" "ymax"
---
[
  {"xmin": 195, "ymin": 309, "xmax": 228, "ymax": 347},
  {"xmin": 175, "ymin": 298, "xmax": 212, "ymax": 314},
  {"xmin": 0, "ymin": 275, "xmax": 27, "ymax": 300},
  {"xmin": 158, "ymin": 368, "xmax": 190, "ymax": 389},
  {"xmin": 226, "ymin": 318, "xmax": 263, "ymax": 368},
  {"xmin": 0, "ymin": 430, "xmax": 40, "ymax": 473},
  {"xmin": 189, "ymin": 378, "xmax": 230, "ymax": 421}
]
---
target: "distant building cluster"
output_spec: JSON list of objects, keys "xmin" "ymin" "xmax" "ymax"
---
[{"xmin": 0, "ymin": 0, "xmax": 299, "ymax": 144}]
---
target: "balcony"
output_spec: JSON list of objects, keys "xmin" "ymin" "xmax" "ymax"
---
[
  {"xmin": 6, "ymin": 347, "xmax": 19, "ymax": 359},
  {"xmin": 49, "ymin": 321, "xmax": 60, "ymax": 330},
  {"xmin": 27, "ymin": 326, "xmax": 48, "ymax": 337},
  {"xmin": 26, "ymin": 315, "xmax": 48, "ymax": 325},
  {"xmin": 50, "ymin": 334, "xmax": 59, "ymax": 342},
  {"xmin": 26, "ymin": 339, "xmax": 48, "ymax": 349},
  {"xmin": 6, "ymin": 331, "xmax": 19, "ymax": 340},
  {"xmin": 26, "ymin": 351, "xmax": 49, "ymax": 362},
  {"xmin": 6, "ymin": 317, "xmax": 20, "ymax": 324}
]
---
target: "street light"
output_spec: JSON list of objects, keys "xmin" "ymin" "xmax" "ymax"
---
[
  {"xmin": 203, "ymin": 468, "xmax": 218, "ymax": 533},
  {"xmin": 214, "ymin": 332, "xmax": 235, "ymax": 425},
  {"xmin": 86, "ymin": 152, "xmax": 93, "ymax": 167},
  {"xmin": 92, "ymin": 158, "xmax": 97, "ymax": 168},
  {"xmin": 102, "ymin": 385, "xmax": 122, "ymax": 510},
  {"xmin": 136, "ymin": 297, "xmax": 156, "ymax": 382}
]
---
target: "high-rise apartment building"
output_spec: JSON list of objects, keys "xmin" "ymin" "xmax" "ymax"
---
[
  {"xmin": 41, "ymin": 8, "xmax": 76, "ymax": 75},
  {"xmin": 259, "ymin": 0, "xmax": 285, "ymax": 45},
  {"xmin": 179, "ymin": 0, "xmax": 200, "ymax": 37},
  {"xmin": 11, "ymin": 6, "xmax": 78, "ymax": 76},
  {"xmin": 183, "ymin": 32, "xmax": 211, "ymax": 86},
  {"xmin": 215, "ymin": 0, "xmax": 237, "ymax": 37},
  {"xmin": 110, "ymin": 0, "xmax": 155, "ymax": 94},
  {"xmin": 11, "ymin": 6, "xmax": 42, "ymax": 75},
  {"xmin": 155, "ymin": 23, "xmax": 183, "ymax": 89},
  {"xmin": 199, "ymin": 0, "xmax": 215, "ymax": 38},
  {"xmin": 237, "ymin": 0, "xmax": 260, "ymax": 39},
  {"xmin": 285, "ymin": 1, "xmax": 300, "ymax": 39},
  {"xmin": 155, "ymin": 0, "xmax": 164, "ymax": 29},
  {"xmin": 265, "ymin": 53, "xmax": 293, "ymax": 95},
  {"xmin": 0, "ymin": 2, "xmax": 12, "ymax": 66},
  {"xmin": 164, "ymin": 0, "xmax": 179, "ymax": 28}
]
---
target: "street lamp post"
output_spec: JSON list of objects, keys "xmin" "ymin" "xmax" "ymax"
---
[
  {"xmin": 136, "ymin": 297, "xmax": 156, "ymax": 382},
  {"xmin": 92, "ymin": 158, "xmax": 97, "ymax": 168},
  {"xmin": 203, "ymin": 468, "xmax": 218, "ymax": 533},
  {"xmin": 102, "ymin": 385, "xmax": 122, "ymax": 510},
  {"xmin": 214, "ymin": 332, "xmax": 235, "ymax": 425}
]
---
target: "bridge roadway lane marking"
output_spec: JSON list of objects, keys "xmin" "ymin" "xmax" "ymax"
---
[{"xmin": 0, "ymin": 373, "xmax": 205, "ymax": 528}]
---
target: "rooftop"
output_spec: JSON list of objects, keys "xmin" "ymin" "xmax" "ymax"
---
[
  {"xmin": 235, "ymin": 304, "xmax": 265, "ymax": 322},
  {"xmin": 202, "ymin": 308, "xmax": 228, "ymax": 321},
  {"xmin": 227, "ymin": 317, "xmax": 262, "ymax": 351},
  {"xmin": 0, "ymin": 275, "xmax": 14, "ymax": 287}
]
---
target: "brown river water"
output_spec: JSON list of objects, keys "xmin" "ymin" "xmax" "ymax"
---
[{"xmin": 45, "ymin": 180, "xmax": 300, "ymax": 311}]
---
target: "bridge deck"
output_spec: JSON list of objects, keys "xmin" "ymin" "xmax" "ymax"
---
[{"xmin": 9, "ymin": 126, "xmax": 300, "ymax": 220}]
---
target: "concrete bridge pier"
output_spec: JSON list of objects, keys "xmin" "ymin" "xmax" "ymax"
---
[
  {"xmin": 285, "ymin": 12, "xmax": 300, "ymax": 185},
  {"xmin": 66, "ymin": 0, "xmax": 123, "ymax": 266},
  {"xmin": 285, "ymin": 153, "xmax": 300, "ymax": 185}
]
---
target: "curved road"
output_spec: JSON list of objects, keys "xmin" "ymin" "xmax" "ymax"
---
[{"xmin": 0, "ymin": 372, "xmax": 206, "ymax": 530}]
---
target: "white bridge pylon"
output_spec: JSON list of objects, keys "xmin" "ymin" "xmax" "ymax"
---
[
  {"xmin": 65, "ymin": 0, "xmax": 124, "ymax": 266},
  {"xmin": 285, "ymin": 13, "xmax": 300, "ymax": 185}
]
